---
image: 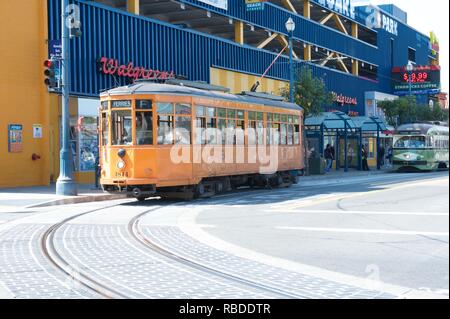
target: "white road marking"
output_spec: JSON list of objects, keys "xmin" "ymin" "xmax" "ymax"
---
[
  {"xmin": 267, "ymin": 210, "xmax": 449, "ymax": 216},
  {"xmin": 276, "ymin": 226, "xmax": 450, "ymax": 237}
]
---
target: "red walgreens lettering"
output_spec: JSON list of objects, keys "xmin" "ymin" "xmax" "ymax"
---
[{"xmin": 98, "ymin": 57, "xmax": 175, "ymax": 81}]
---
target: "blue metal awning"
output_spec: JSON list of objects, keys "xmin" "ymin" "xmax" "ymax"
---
[{"xmin": 305, "ymin": 112, "xmax": 357, "ymax": 131}]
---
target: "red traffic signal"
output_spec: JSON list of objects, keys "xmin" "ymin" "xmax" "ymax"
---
[
  {"xmin": 44, "ymin": 59, "xmax": 54, "ymax": 68},
  {"xmin": 44, "ymin": 58, "xmax": 58, "ymax": 89}
]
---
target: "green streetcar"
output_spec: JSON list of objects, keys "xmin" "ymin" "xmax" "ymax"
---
[{"xmin": 393, "ymin": 123, "xmax": 449, "ymax": 171}]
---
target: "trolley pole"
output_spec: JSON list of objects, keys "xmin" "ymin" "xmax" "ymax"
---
[{"xmin": 56, "ymin": 0, "xmax": 78, "ymax": 196}]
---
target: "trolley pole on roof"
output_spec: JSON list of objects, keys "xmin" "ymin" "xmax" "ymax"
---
[{"xmin": 56, "ymin": 0, "xmax": 78, "ymax": 196}]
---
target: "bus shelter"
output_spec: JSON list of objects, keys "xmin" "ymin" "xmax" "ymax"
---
[
  {"xmin": 305, "ymin": 112, "xmax": 359, "ymax": 172},
  {"xmin": 305, "ymin": 112, "xmax": 387, "ymax": 172},
  {"xmin": 352, "ymin": 116, "xmax": 388, "ymax": 170}
]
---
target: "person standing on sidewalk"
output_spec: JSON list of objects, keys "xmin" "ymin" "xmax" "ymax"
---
[
  {"xmin": 324, "ymin": 144, "xmax": 334, "ymax": 173},
  {"xmin": 378, "ymin": 145, "xmax": 385, "ymax": 168}
]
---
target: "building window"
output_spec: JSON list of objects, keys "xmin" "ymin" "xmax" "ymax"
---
[{"xmin": 408, "ymin": 47, "xmax": 416, "ymax": 63}]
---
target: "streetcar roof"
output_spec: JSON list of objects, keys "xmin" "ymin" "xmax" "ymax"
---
[
  {"xmin": 100, "ymin": 82, "xmax": 303, "ymax": 112},
  {"xmin": 395, "ymin": 123, "xmax": 449, "ymax": 136}
]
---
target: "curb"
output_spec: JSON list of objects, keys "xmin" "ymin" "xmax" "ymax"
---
[
  {"xmin": 301, "ymin": 170, "xmax": 389, "ymax": 182},
  {"xmin": 25, "ymin": 193, "xmax": 127, "ymax": 208}
]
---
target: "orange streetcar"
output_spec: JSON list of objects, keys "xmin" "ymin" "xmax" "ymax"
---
[{"xmin": 99, "ymin": 79, "xmax": 304, "ymax": 200}]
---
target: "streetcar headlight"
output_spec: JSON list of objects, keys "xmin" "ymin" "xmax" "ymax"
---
[
  {"xmin": 117, "ymin": 160, "xmax": 126, "ymax": 170},
  {"xmin": 405, "ymin": 154, "xmax": 411, "ymax": 160}
]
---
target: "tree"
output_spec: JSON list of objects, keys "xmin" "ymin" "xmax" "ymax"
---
[
  {"xmin": 282, "ymin": 66, "xmax": 333, "ymax": 117},
  {"xmin": 378, "ymin": 96, "xmax": 449, "ymax": 126}
]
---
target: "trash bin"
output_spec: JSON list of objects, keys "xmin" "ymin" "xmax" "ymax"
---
[{"xmin": 308, "ymin": 157, "xmax": 326, "ymax": 175}]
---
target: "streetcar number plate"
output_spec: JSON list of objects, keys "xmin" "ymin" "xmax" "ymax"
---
[{"xmin": 115, "ymin": 172, "xmax": 129, "ymax": 178}]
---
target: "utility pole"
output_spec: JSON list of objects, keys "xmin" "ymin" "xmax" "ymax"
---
[{"xmin": 56, "ymin": 0, "xmax": 78, "ymax": 196}]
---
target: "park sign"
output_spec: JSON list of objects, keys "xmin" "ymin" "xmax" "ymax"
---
[{"xmin": 313, "ymin": 0, "xmax": 356, "ymax": 19}]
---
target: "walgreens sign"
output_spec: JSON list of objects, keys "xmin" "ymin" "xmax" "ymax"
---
[{"xmin": 97, "ymin": 57, "xmax": 175, "ymax": 81}]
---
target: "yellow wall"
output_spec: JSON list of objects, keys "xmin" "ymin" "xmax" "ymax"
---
[
  {"xmin": 210, "ymin": 67, "xmax": 288, "ymax": 95},
  {"xmin": 0, "ymin": 0, "xmax": 50, "ymax": 188},
  {"xmin": 0, "ymin": 1, "xmax": 90, "ymax": 187}
]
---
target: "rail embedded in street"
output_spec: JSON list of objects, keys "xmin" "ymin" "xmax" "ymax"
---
[
  {"xmin": 128, "ymin": 209, "xmax": 309, "ymax": 299},
  {"xmin": 40, "ymin": 205, "xmax": 128, "ymax": 299}
]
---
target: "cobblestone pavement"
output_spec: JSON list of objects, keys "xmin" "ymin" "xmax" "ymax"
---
[
  {"xmin": 142, "ymin": 226, "xmax": 395, "ymax": 299},
  {"xmin": 55, "ymin": 224, "xmax": 278, "ymax": 298},
  {"xmin": 0, "ymin": 224, "xmax": 96, "ymax": 299}
]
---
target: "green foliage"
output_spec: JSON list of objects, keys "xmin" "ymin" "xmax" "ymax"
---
[
  {"xmin": 378, "ymin": 96, "xmax": 448, "ymax": 126},
  {"xmin": 281, "ymin": 66, "xmax": 333, "ymax": 117}
]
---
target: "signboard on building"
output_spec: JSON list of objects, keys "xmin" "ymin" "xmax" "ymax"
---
[
  {"xmin": 332, "ymin": 92, "xmax": 358, "ymax": 106},
  {"xmin": 362, "ymin": 5, "xmax": 398, "ymax": 36},
  {"xmin": 49, "ymin": 39, "xmax": 62, "ymax": 59},
  {"xmin": 33, "ymin": 124, "xmax": 43, "ymax": 139},
  {"xmin": 313, "ymin": 0, "xmax": 356, "ymax": 19},
  {"xmin": 97, "ymin": 57, "xmax": 175, "ymax": 81},
  {"xmin": 429, "ymin": 31, "xmax": 440, "ymax": 57},
  {"xmin": 8, "ymin": 124, "xmax": 23, "ymax": 153},
  {"xmin": 245, "ymin": 0, "xmax": 266, "ymax": 11},
  {"xmin": 392, "ymin": 65, "xmax": 441, "ymax": 95},
  {"xmin": 198, "ymin": 0, "xmax": 227, "ymax": 10}
]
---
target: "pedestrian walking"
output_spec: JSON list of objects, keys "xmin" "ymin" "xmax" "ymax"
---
[
  {"xmin": 324, "ymin": 144, "xmax": 334, "ymax": 173},
  {"xmin": 362, "ymin": 145, "xmax": 370, "ymax": 171},
  {"xmin": 387, "ymin": 146, "xmax": 393, "ymax": 167}
]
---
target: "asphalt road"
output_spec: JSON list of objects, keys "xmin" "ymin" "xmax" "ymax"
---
[
  {"xmin": 0, "ymin": 171, "xmax": 448, "ymax": 299},
  {"xmin": 195, "ymin": 171, "xmax": 449, "ymax": 296}
]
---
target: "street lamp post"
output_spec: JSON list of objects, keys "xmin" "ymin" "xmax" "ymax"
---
[
  {"xmin": 285, "ymin": 17, "xmax": 295, "ymax": 103},
  {"xmin": 406, "ymin": 61, "xmax": 414, "ymax": 97},
  {"xmin": 56, "ymin": 0, "xmax": 77, "ymax": 196}
]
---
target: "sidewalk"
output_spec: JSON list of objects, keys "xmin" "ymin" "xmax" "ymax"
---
[
  {"xmin": 0, "ymin": 184, "xmax": 126, "ymax": 212},
  {"xmin": 0, "ymin": 168, "xmax": 394, "ymax": 210}
]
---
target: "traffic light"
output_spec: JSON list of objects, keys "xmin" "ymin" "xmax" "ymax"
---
[{"xmin": 44, "ymin": 59, "xmax": 58, "ymax": 90}]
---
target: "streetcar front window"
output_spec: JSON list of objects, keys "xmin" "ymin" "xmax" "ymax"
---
[
  {"xmin": 101, "ymin": 112, "xmax": 109, "ymax": 146},
  {"xmin": 111, "ymin": 110, "xmax": 132, "ymax": 145},
  {"xmin": 394, "ymin": 136, "xmax": 426, "ymax": 148},
  {"xmin": 136, "ymin": 111, "xmax": 153, "ymax": 145}
]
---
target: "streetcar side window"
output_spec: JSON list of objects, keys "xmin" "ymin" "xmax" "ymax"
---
[
  {"xmin": 176, "ymin": 103, "xmax": 191, "ymax": 115},
  {"xmin": 287, "ymin": 124, "xmax": 294, "ymax": 145},
  {"xmin": 157, "ymin": 115, "xmax": 174, "ymax": 145},
  {"xmin": 195, "ymin": 105, "xmax": 216, "ymax": 145},
  {"xmin": 236, "ymin": 115, "xmax": 245, "ymax": 146},
  {"xmin": 294, "ymin": 125, "xmax": 300, "ymax": 145},
  {"xmin": 175, "ymin": 116, "xmax": 191, "ymax": 145},
  {"xmin": 111, "ymin": 110, "xmax": 132, "ymax": 146}
]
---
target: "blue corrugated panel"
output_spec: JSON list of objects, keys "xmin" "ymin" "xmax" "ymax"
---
[
  {"xmin": 183, "ymin": 0, "xmax": 379, "ymax": 65},
  {"xmin": 48, "ymin": 0, "xmax": 293, "ymax": 97}
]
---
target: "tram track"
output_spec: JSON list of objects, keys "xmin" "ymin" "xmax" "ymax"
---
[
  {"xmin": 128, "ymin": 210, "xmax": 309, "ymax": 299},
  {"xmin": 40, "ymin": 204, "xmax": 132, "ymax": 299}
]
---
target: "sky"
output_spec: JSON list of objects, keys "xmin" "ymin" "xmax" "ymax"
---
[{"xmin": 354, "ymin": 0, "xmax": 449, "ymax": 94}]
